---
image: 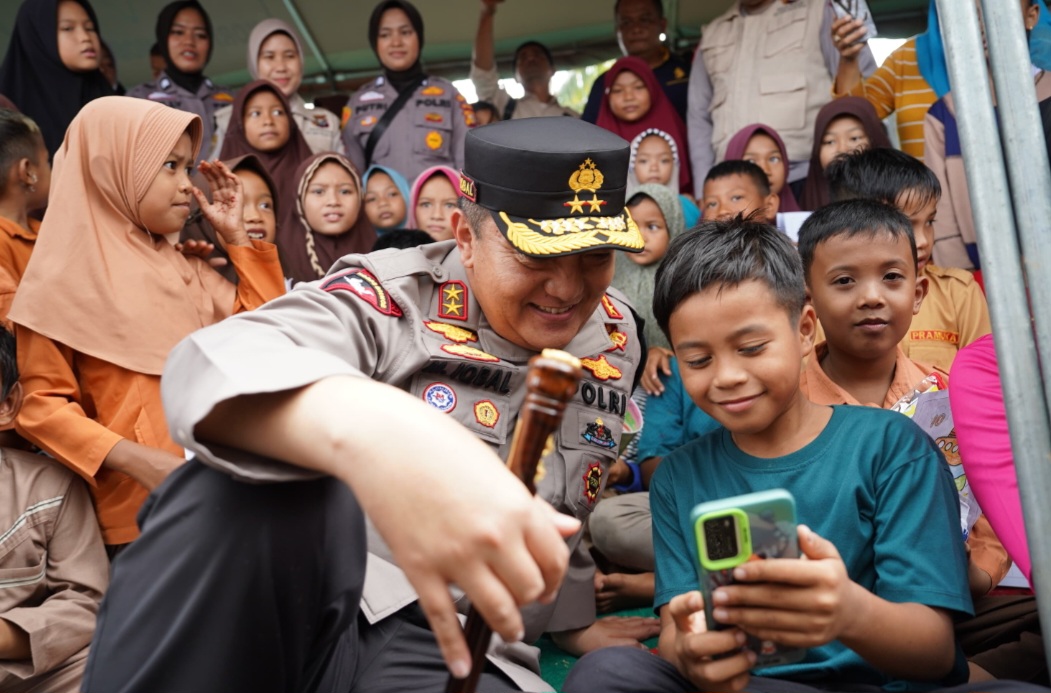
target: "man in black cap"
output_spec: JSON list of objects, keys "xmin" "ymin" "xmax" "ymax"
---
[{"xmin": 83, "ymin": 117, "xmax": 660, "ymax": 693}]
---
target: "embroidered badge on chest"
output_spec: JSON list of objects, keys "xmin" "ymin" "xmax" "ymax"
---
[
  {"xmin": 605, "ymin": 329, "xmax": 628, "ymax": 352},
  {"xmin": 424, "ymin": 321, "xmax": 477, "ymax": 343},
  {"xmin": 425, "ymin": 130, "xmax": 444, "ymax": 150},
  {"xmin": 422, "ymin": 383, "xmax": 457, "ymax": 413},
  {"xmin": 441, "ymin": 344, "xmax": 499, "ymax": 362},
  {"xmin": 437, "ymin": 281, "xmax": 468, "ymax": 321},
  {"xmin": 582, "ymin": 461, "xmax": 603, "ymax": 504},
  {"xmin": 421, "ymin": 85, "xmax": 445, "ymax": 96},
  {"xmin": 582, "ymin": 418, "xmax": 616, "ymax": 449},
  {"xmin": 473, "ymin": 400, "xmax": 500, "ymax": 428},
  {"xmin": 580, "ymin": 354, "xmax": 622, "ymax": 381},
  {"xmin": 322, "ymin": 269, "xmax": 403, "ymax": 316}
]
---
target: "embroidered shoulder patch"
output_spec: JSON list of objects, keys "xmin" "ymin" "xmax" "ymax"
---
[
  {"xmin": 322, "ymin": 268, "xmax": 403, "ymax": 317},
  {"xmin": 437, "ymin": 280, "xmax": 468, "ymax": 321},
  {"xmin": 424, "ymin": 321, "xmax": 477, "ymax": 343},
  {"xmin": 600, "ymin": 294, "xmax": 624, "ymax": 320}
]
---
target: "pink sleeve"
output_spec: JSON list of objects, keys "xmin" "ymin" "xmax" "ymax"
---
[{"xmin": 949, "ymin": 335, "xmax": 1031, "ymax": 583}]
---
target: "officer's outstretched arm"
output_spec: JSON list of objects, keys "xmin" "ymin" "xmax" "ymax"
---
[{"xmin": 195, "ymin": 374, "xmax": 581, "ymax": 678}]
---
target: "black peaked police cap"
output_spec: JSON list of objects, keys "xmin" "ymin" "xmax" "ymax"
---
[{"xmin": 459, "ymin": 118, "xmax": 644, "ymax": 257}]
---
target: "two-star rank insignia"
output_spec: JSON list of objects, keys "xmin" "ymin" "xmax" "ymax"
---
[{"xmin": 438, "ymin": 280, "xmax": 468, "ymax": 321}]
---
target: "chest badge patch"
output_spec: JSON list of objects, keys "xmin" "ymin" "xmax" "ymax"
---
[
  {"xmin": 426, "ymin": 130, "xmax": 444, "ymax": 150},
  {"xmin": 359, "ymin": 90, "xmax": 385, "ymax": 102},
  {"xmin": 322, "ymin": 268, "xmax": 403, "ymax": 317},
  {"xmin": 424, "ymin": 112, "xmax": 444, "ymax": 123},
  {"xmin": 582, "ymin": 461, "xmax": 603, "ymax": 504},
  {"xmin": 581, "ymin": 354, "xmax": 622, "ymax": 381},
  {"xmin": 421, "ymin": 85, "xmax": 445, "ymax": 96},
  {"xmin": 442, "ymin": 343, "xmax": 499, "ymax": 362},
  {"xmin": 425, "ymin": 321, "xmax": 477, "ymax": 343},
  {"xmin": 600, "ymin": 294, "xmax": 624, "ymax": 320},
  {"xmin": 474, "ymin": 400, "xmax": 500, "ymax": 429},
  {"xmin": 605, "ymin": 328, "xmax": 628, "ymax": 352},
  {"xmin": 582, "ymin": 418, "xmax": 616, "ymax": 449},
  {"xmin": 438, "ymin": 280, "xmax": 468, "ymax": 321},
  {"xmin": 422, "ymin": 383, "xmax": 457, "ymax": 413},
  {"xmin": 360, "ymin": 115, "xmax": 378, "ymax": 128}
]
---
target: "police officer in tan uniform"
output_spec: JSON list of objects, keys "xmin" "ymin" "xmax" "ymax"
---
[
  {"xmin": 340, "ymin": 1, "xmax": 473, "ymax": 183},
  {"xmin": 83, "ymin": 117, "xmax": 662, "ymax": 693}
]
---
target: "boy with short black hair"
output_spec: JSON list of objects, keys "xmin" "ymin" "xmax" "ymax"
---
[
  {"xmin": 798, "ymin": 198, "xmax": 1040, "ymax": 683},
  {"xmin": 825, "ymin": 148, "xmax": 991, "ymax": 372},
  {"xmin": 701, "ymin": 160, "xmax": 778, "ymax": 223},
  {"xmin": 560, "ymin": 217, "xmax": 1031, "ymax": 693},
  {"xmin": 0, "ymin": 326, "xmax": 108, "ymax": 693}
]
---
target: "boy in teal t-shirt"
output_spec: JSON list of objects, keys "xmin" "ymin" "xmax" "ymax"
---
[{"xmin": 563, "ymin": 218, "xmax": 1046, "ymax": 693}]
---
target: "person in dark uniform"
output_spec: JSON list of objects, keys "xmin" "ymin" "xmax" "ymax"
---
[{"xmin": 82, "ymin": 117, "xmax": 661, "ymax": 693}]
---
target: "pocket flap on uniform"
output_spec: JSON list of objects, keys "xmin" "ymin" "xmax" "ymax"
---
[{"xmin": 759, "ymin": 72, "xmax": 806, "ymax": 95}]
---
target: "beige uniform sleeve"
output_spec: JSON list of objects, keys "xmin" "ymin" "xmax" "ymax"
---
[
  {"xmin": 954, "ymin": 277, "xmax": 992, "ymax": 349},
  {"xmin": 1, "ymin": 473, "xmax": 107, "ymax": 680}
]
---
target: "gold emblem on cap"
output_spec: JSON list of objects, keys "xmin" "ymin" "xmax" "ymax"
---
[{"xmin": 566, "ymin": 159, "xmax": 608, "ymax": 215}]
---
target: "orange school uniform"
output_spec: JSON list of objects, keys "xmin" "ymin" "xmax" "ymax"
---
[
  {"xmin": 15, "ymin": 242, "xmax": 285, "ymax": 545},
  {"xmin": 0, "ymin": 216, "xmax": 39, "ymax": 320}
]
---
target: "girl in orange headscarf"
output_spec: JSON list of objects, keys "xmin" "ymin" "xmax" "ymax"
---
[{"xmin": 9, "ymin": 96, "xmax": 285, "ymax": 547}]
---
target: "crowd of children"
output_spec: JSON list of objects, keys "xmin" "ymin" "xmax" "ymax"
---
[{"xmin": 0, "ymin": 0, "xmax": 1050, "ymax": 690}]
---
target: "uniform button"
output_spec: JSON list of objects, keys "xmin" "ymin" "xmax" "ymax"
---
[{"xmin": 433, "ymin": 266, "xmax": 444, "ymax": 278}]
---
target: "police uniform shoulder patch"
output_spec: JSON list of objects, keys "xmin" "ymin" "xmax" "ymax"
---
[
  {"xmin": 581, "ymin": 354, "xmax": 622, "ymax": 381},
  {"xmin": 322, "ymin": 268, "xmax": 403, "ymax": 317},
  {"xmin": 582, "ymin": 460, "xmax": 603, "ymax": 504},
  {"xmin": 422, "ymin": 383, "xmax": 457, "ymax": 413},
  {"xmin": 473, "ymin": 400, "xmax": 500, "ymax": 428},
  {"xmin": 424, "ymin": 321, "xmax": 477, "ymax": 343},
  {"xmin": 600, "ymin": 294, "xmax": 624, "ymax": 320},
  {"xmin": 437, "ymin": 280, "xmax": 468, "ymax": 321},
  {"xmin": 442, "ymin": 343, "xmax": 499, "ymax": 362}
]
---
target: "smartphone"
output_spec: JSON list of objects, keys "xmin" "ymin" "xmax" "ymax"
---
[
  {"xmin": 830, "ymin": 0, "xmax": 879, "ymax": 43},
  {"xmin": 692, "ymin": 489, "xmax": 806, "ymax": 668}
]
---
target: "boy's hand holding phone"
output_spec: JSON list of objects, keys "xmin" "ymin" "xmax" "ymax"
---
[
  {"xmin": 665, "ymin": 591, "xmax": 755, "ymax": 691},
  {"xmin": 709, "ymin": 525, "xmax": 862, "ymax": 649},
  {"xmin": 830, "ymin": 15, "xmax": 870, "ymax": 61}
]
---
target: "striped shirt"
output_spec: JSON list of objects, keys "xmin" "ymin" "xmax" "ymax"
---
[{"xmin": 842, "ymin": 38, "xmax": 936, "ymax": 159}]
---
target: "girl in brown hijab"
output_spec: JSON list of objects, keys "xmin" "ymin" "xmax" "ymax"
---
[
  {"xmin": 284, "ymin": 152, "xmax": 376, "ymax": 282},
  {"xmin": 9, "ymin": 96, "xmax": 285, "ymax": 547},
  {"xmin": 800, "ymin": 96, "xmax": 892, "ymax": 210},
  {"xmin": 220, "ymin": 80, "xmax": 313, "ymax": 263}
]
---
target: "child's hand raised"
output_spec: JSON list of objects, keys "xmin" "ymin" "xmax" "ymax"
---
[
  {"xmin": 194, "ymin": 160, "xmax": 251, "ymax": 248},
  {"xmin": 664, "ymin": 591, "xmax": 754, "ymax": 691},
  {"xmin": 174, "ymin": 238, "xmax": 229, "ymax": 269},
  {"xmin": 709, "ymin": 525, "xmax": 859, "ymax": 649}
]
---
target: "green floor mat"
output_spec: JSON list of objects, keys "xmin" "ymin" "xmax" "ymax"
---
[{"xmin": 536, "ymin": 608, "xmax": 658, "ymax": 693}]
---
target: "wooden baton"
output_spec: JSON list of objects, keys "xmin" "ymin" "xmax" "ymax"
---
[{"xmin": 445, "ymin": 348, "xmax": 583, "ymax": 693}]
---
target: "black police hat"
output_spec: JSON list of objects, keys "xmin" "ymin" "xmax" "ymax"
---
[{"xmin": 459, "ymin": 118, "xmax": 644, "ymax": 257}]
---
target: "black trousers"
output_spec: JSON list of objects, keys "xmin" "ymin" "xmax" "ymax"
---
[
  {"xmin": 562, "ymin": 646, "xmax": 1051, "ymax": 693},
  {"xmin": 83, "ymin": 459, "xmax": 517, "ymax": 693}
]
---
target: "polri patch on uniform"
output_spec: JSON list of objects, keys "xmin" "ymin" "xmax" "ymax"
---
[
  {"xmin": 423, "ymin": 383, "xmax": 457, "ymax": 413},
  {"xmin": 359, "ymin": 90, "xmax": 385, "ymax": 102},
  {"xmin": 605, "ymin": 328, "xmax": 628, "ymax": 352},
  {"xmin": 322, "ymin": 268, "xmax": 403, "ymax": 317},
  {"xmin": 425, "ymin": 130, "xmax": 444, "ymax": 150},
  {"xmin": 421, "ymin": 85, "xmax": 445, "ymax": 96},
  {"xmin": 360, "ymin": 115, "xmax": 378, "ymax": 128},
  {"xmin": 438, "ymin": 280, "xmax": 468, "ymax": 321},
  {"xmin": 424, "ymin": 112, "xmax": 444, "ymax": 123},
  {"xmin": 582, "ymin": 418, "xmax": 616, "ymax": 449},
  {"xmin": 582, "ymin": 461, "xmax": 603, "ymax": 505},
  {"xmin": 441, "ymin": 344, "xmax": 499, "ymax": 362},
  {"xmin": 425, "ymin": 321, "xmax": 477, "ymax": 343},
  {"xmin": 581, "ymin": 354, "xmax": 622, "ymax": 381},
  {"xmin": 600, "ymin": 294, "xmax": 624, "ymax": 320},
  {"xmin": 473, "ymin": 400, "xmax": 500, "ymax": 428}
]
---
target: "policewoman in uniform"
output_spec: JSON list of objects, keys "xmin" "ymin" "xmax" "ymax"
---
[
  {"xmin": 212, "ymin": 19, "xmax": 344, "ymax": 156},
  {"xmin": 84, "ymin": 117, "xmax": 662, "ymax": 693},
  {"xmin": 341, "ymin": 0, "xmax": 474, "ymax": 184},
  {"xmin": 127, "ymin": 0, "xmax": 231, "ymax": 162}
]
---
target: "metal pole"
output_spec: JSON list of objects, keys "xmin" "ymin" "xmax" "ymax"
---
[
  {"xmin": 282, "ymin": 0, "xmax": 335, "ymax": 88},
  {"xmin": 938, "ymin": 0, "xmax": 1051, "ymax": 668}
]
